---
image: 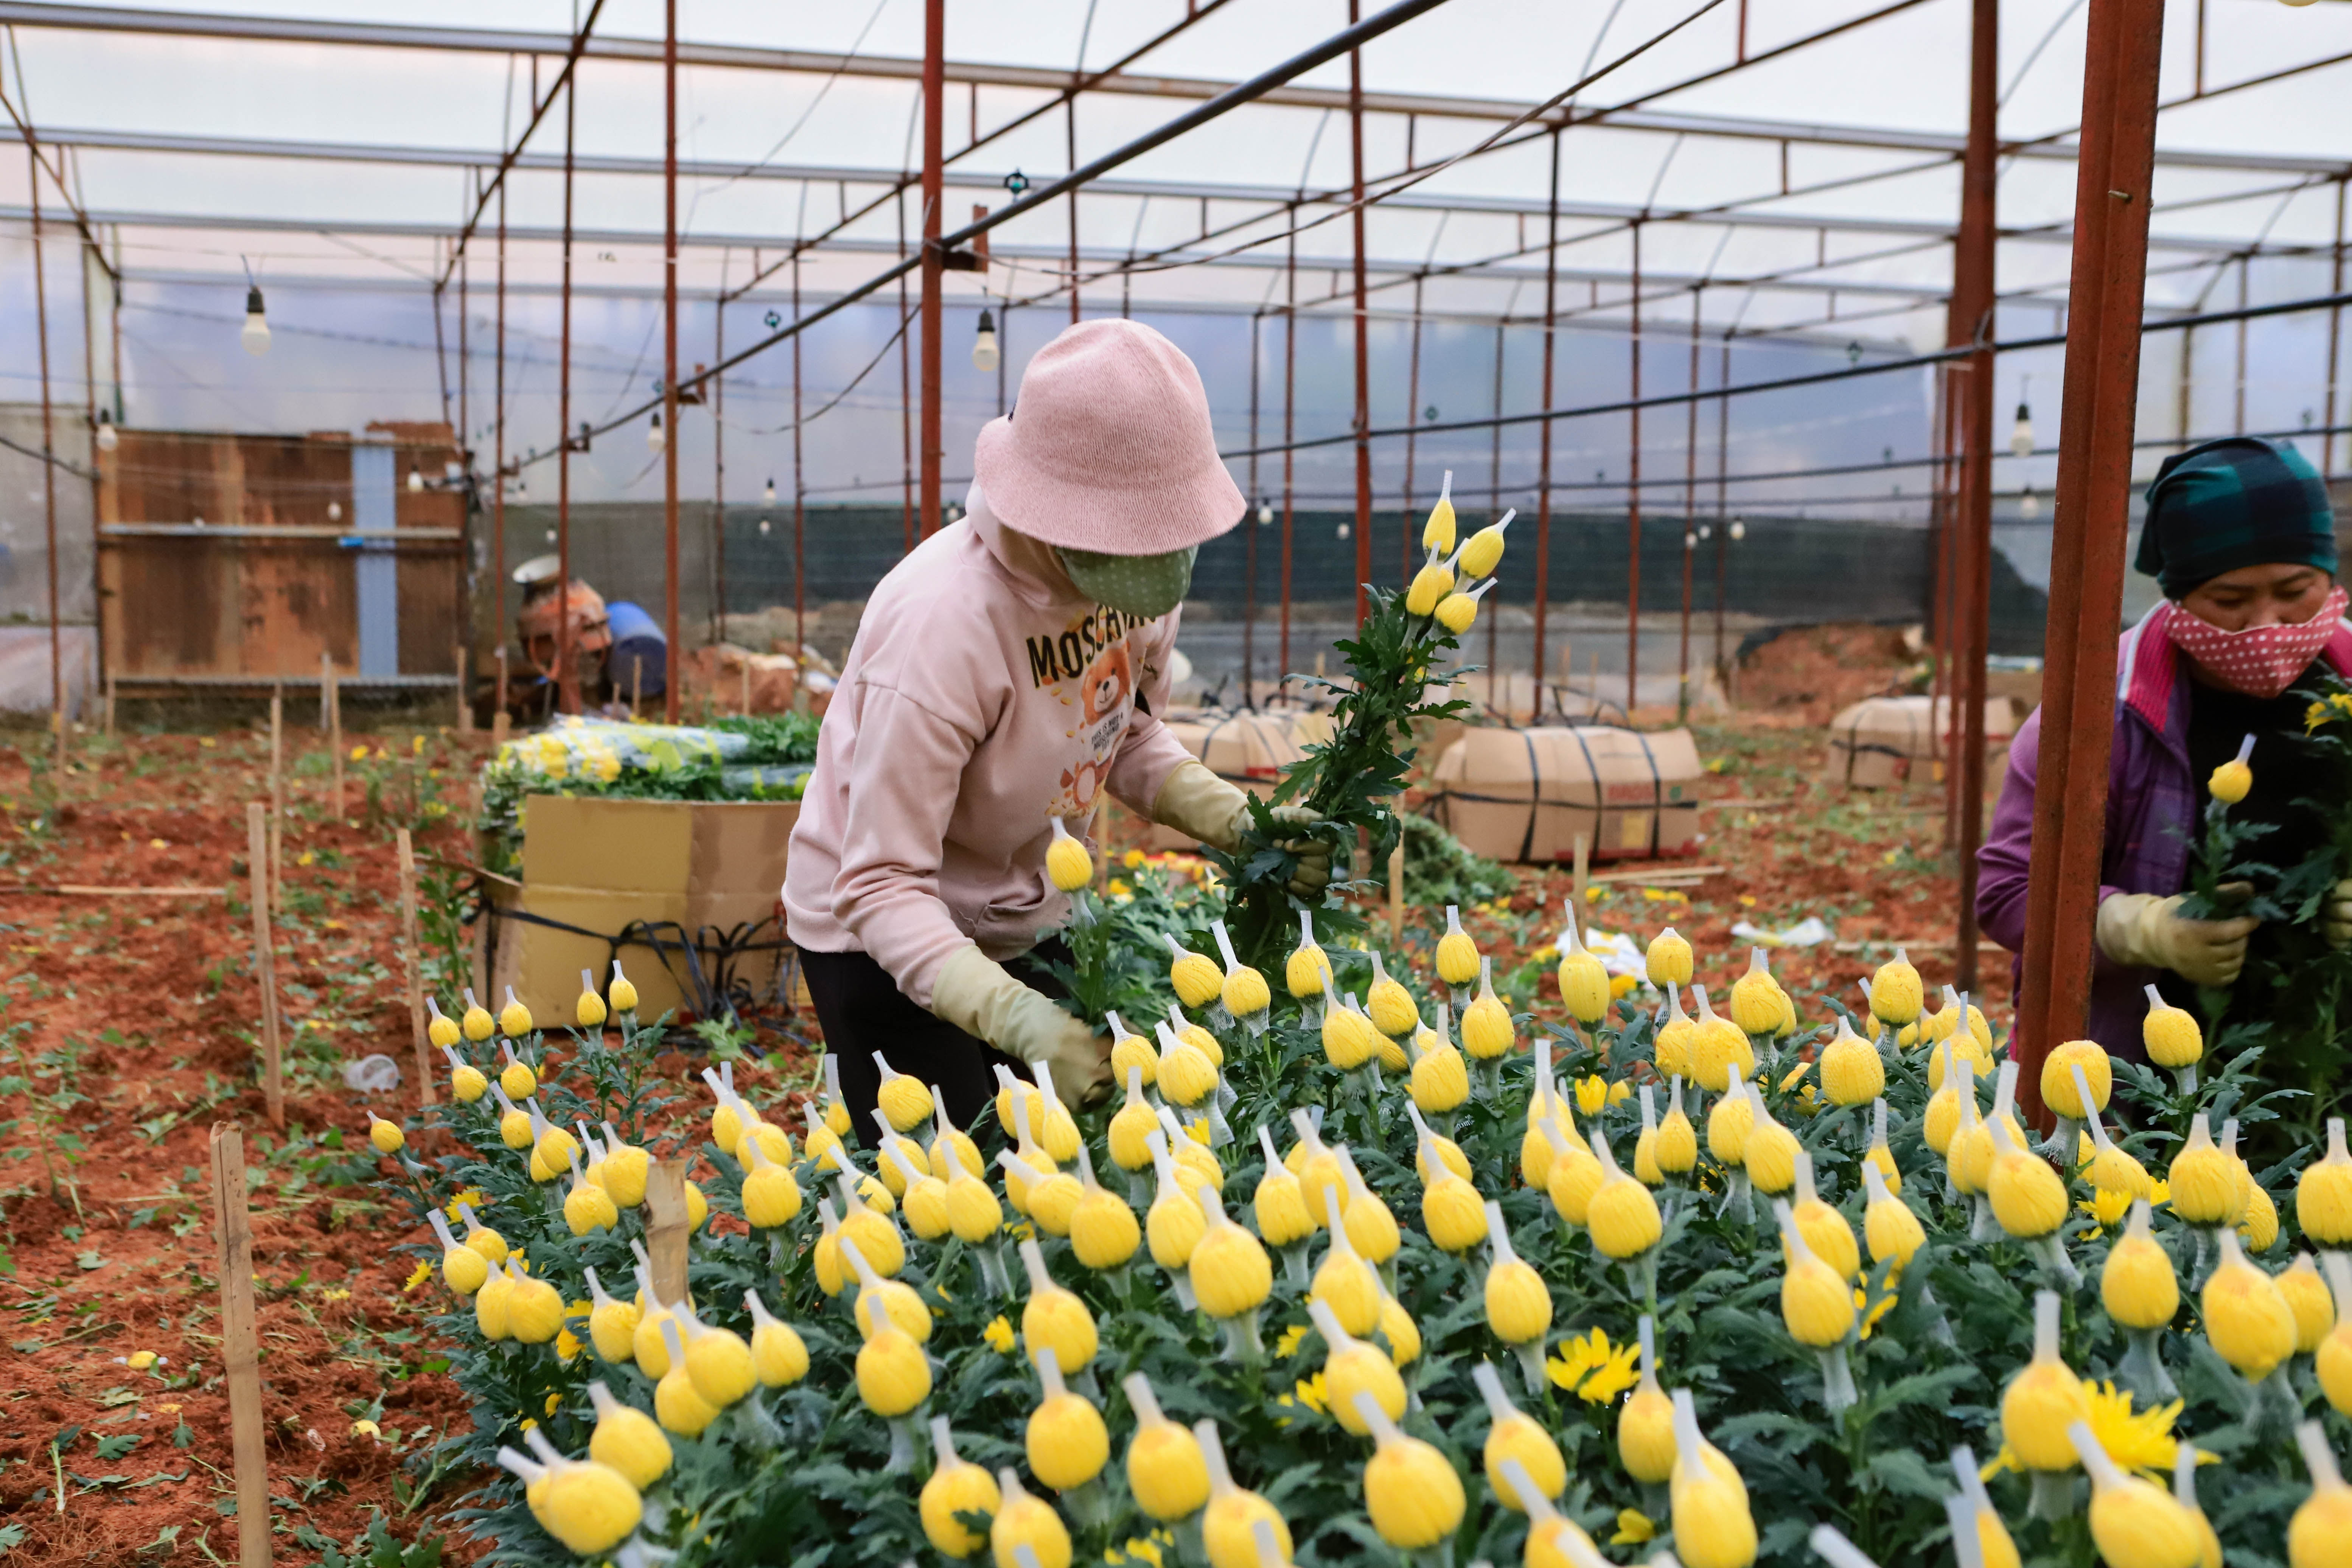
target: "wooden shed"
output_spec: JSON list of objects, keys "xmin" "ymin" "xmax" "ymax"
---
[{"xmin": 95, "ymin": 422, "xmax": 466, "ymax": 694}]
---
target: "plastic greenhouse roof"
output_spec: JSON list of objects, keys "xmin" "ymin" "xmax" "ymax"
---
[{"xmin": 2, "ymin": 0, "xmax": 2349, "ymax": 350}]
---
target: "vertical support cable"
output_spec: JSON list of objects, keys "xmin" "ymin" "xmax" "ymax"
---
[
  {"xmin": 1679, "ymin": 287, "xmax": 1698, "ymax": 722},
  {"xmin": 920, "ymin": 0, "xmax": 945, "ymax": 538},
  {"xmin": 29, "ymin": 143, "xmax": 60, "ymax": 772},
  {"xmin": 662, "ymin": 0, "xmax": 681, "ymax": 721},
  {"xmin": 2016, "ymin": 0, "xmax": 2166, "ymax": 1114},
  {"xmin": 2324, "ymin": 175, "xmax": 2343, "ymax": 482},
  {"xmin": 1247, "ymin": 309, "xmax": 1261, "ymax": 707},
  {"xmin": 1534, "ymin": 128, "xmax": 1561, "ymax": 711},
  {"xmin": 1281, "ymin": 221, "xmax": 1296, "ymax": 693},
  {"xmin": 1488, "ymin": 315, "xmax": 1506, "ymax": 710},
  {"xmin": 2327, "ymin": 175, "xmax": 2347, "ymax": 482},
  {"xmin": 2233, "ymin": 255, "xmax": 2249, "ymax": 436},
  {"xmin": 1067, "ymin": 99, "xmax": 1082, "ymax": 325},
  {"xmin": 1628, "ymin": 218, "xmax": 1644, "ymax": 715},
  {"xmin": 899, "ymin": 189, "xmax": 916, "ymax": 555},
  {"xmin": 714, "ymin": 266, "xmax": 727, "ymax": 645},
  {"xmin": 1348, "ymin": 0, "xmax": 1372, "ymax": 627},
  {"xmin": 1713, "ymin": 331, "xmax": 1731, "ymax": 685},
  {"xmin": 1951, "ymin": 0, "xmax": 1999, "ymax": 998},
  {"xmin": 793, "ymin": 251, "xmax": 807, "ymax": 665},
  {"xmin": 1404, "ymin": 275, "xmax": 1423, "ymax": 587},
  {"xmin": 557, "ymin": 70, "xmax": 578, "ymax": 715},
  {"xmin": 494, "ymin": 180, "xmax": 507, "ymax": 664}
]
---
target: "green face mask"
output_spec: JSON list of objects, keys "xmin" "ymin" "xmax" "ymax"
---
[{"xmin": 1053, "ymin": 545, "xmax": 1199, "ymax": 618}]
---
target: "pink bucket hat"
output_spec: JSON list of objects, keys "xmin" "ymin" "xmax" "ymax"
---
[{"xmin": 972, "ymin": 318, "xmax": 1245, "ymax": 556}]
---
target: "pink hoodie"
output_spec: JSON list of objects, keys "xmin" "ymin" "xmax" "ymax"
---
[{"xmin": 782, "ymin": 492, "xmax": 1194, "ymax": 1009}]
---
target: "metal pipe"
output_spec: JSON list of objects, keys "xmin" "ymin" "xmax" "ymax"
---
[
  {"xmin": 557, "ymin": 69, "xmax": 577, "ymax": 715},
  {"xmin": 2015, "ymin": 0, "xmax": 2167, "ymax": 1118},
  {"xmin": 1349, "ymin": 0, "xmax": 1371, "ymax": 627},
  {"xmin": 1951, "ymin": 0, "xmax": 1998, "ymax": 996},
  {"xmin": 662, "ymin": 0, "xmax": 680, "ymax": 722},
  {"xmin": 1627, "ymin": 217, "xmax": 1643, "ymax": 715},
  {"xmin": 1068, "ymin": 98, "xmax": 1082, "ymax": 324},
  {"xmin": 919, "ymin": 0, "xmax": 944, "ymax": 539},
  {"xmin": 1534, "ymin": 128, "xmax": 1560, "ymax": 712},
  {"xmin": 28, "ymin": 142, "xmax": 60, "ymax": 772}
]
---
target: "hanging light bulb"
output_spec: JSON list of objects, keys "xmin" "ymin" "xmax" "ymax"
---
[
  {"xmin": 2011, "ymin": 401, "xmax": 2035, "ymax": 458},
  {"xmin": 1336, "ymin": 521, "xmax": 1351, "ymax": 540},
  {"xmin": 516, "ymin": 476, "xmax": 528, "ymax": 500},
  {"xmin": 973, "ymin": 308, "xmax": 1001, "ymax": 373},
  {"xmin": 2020, "ymin": 489, "xmax": 2041, "ymax": 519},
  {"xmin": 1257, "ymin": 501, "xmax": 1275, "ymax": 526},
  {"xmin": 326, "ymin": 501, "xmax": 343, "ymax": 523},
  {"xmin": 93, "ymin": 412, "xmax": 118, "ymax": 453},
  {"xmin": 1729, "ymin": 519, "xmax": 1747, "ymax": 541},
  {"xmin": 407, "ymin": 465, "xmax": 425, "ymax": 493},
  {"xmin": 240, "ymin": 285, "xmax": 272, "ymax": 356},
  {"xmin": 758, "ymin": 517, "xmax": 772, "ymax": 535},
  {"xmin": 648, "ymin": 412, "xmax": 665, "ymax": 453},
  {"xmin": 764, "ymin": 477, "xmax": 777, "ymax": 504},
  {"xmin": 1697, "ymin": 523, "xmax": 1712, "ymax": 541}
]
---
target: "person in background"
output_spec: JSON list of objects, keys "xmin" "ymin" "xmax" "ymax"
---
[
  {"xmin": 783, "ymin": 319, "xmax": 1328, "ymax": 1138},
  {"xmin": 1979, "ymin": 435, "xmax": 2352, "ymax": 1063}
]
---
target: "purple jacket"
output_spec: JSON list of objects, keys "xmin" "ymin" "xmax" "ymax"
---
[{"xmin": 1977, "ymin": 606, "xmax": 2352, "ymax": 1061}]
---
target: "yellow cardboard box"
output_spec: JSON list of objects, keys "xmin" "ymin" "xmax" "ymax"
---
[{"xmin": 503, "ymin": 794, "xmax": 799, "ymax": 1024}]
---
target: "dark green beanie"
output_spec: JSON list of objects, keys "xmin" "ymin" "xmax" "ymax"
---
[{"xmin": 2135, "ymin": 436, "xmax": 2336, "ymax": 597}]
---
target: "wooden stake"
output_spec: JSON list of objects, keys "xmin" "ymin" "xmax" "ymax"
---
[
  {"xmin": 245, "ymin": 803, "xmax": 284, "ymax": 1130},
  {"xmin": 454, "ymin": 643, "xmax": 472, "ymax": 734},
  {"xmin": 208, "ymin": 1124, "xmax": 273, "ymax": 1568},
  {"xmin": 395, "ymin": 829, "xmax": 435, "ymax": 1107},
  {"xmin": 490, "ymin": 710, "xmax": 511, "ymax": 749},
  {"xmin": 631, "ymin": 655, "xmax": 643, "ymax": 718},
  {"xmin": 644, "ymin": 1159, "xmax": 690, "ymax": 1306},
  {"xmin": 494, "ymin": 644, "xmax": 510, "ymax": 718},
  {"xmin": 1387, "ymin": 842, "xmax": 1405, "ymax": 944},
  {"xmin": 267, "ymin": 691, "xmax": 284, "ymax": 908},
  {"xmin": 1572, "ymin": 831, "xmax": 1591, "ymax": 910},
  {"xmin": 739, "ymin": 659, "xmax": 751, "ymax": 716},
  {"xmin": 104, "ymin": 674, "xmax": 116, "ymax": 738},
  {"xmin": 324, "ymin": 656, "xmax": 344, "ymax": 820}
]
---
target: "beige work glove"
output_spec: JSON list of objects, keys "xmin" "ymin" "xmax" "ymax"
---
[
  {"xmin": 2327, "ymin": 878, "xmax": 2352, "ymax": 950},
  {"xmin": 1152, "ymin": 759, "xmax": 1332, "ymax": 898},
  {"xmin": 2095, "ymin": 882, "xmax": 2260, "ymax": 988},
  {"xmin": 930, "ymin": 945, "xmax": 1111, "ymax": 1104}
]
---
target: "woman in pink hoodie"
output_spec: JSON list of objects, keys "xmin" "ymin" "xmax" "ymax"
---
[{"xmin": 783, "ymin": 319, "xmax": 1327, "ymax": 1138}]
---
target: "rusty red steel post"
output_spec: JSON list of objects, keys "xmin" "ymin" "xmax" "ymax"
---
[
  {"xmin": 2015, "ymin": 0, "xmax": 2167, "ymax": 1120},
  {"xmin": 793, "ymin": 252, "xmax": 807, "ymax": 664},
  {"xmin": 29, "ymin": 144, "xmax": 61, "ymax": 773},
  {"xmin": 1951, "ymin": 0, "xmax": 1999, "ymax": 995},
  {"xmin": 1349, "ymin": 0, "xmax": 1372, "ymax": 627},
  {"xmin": 662, "ymin": 0, "xmax": 681, "ymax": 722},
  {"xmin": 919, "ymin": 0, "xmax": 945, "ymax": 539}
]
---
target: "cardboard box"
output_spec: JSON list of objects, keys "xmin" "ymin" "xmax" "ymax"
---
[
  {"xmin": 1147, "ymin": 711, "xmax": 1306, "ymax": 851},
  {"xmin": 1426, "ymin": 726, "xmax": 1704, "ymax": 864},
  {"xmin": 1827, "ymin": 695, "xmax": 2017, "ymax": 789},
  {"xmin": 504, "ymin": 794, "xmax": 799, "ymax": 1023}
]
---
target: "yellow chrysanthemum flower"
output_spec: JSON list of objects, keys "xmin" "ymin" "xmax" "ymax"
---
[
  {"xmin": 1612, "ymin": 1511, "xmax": 1658, "ymax": 1546},
  {"xmin": 983, "ymin": 1316, "xmax": 1016, "ymax": 1354}
]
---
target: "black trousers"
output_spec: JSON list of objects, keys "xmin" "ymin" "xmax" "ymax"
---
[{"xmin": 799, "ymin": 941, "xmax": 1072, "ymax": 1146}]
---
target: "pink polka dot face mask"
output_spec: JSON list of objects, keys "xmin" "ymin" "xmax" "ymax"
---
[{"xmin": 2162, "ymin": 583, "xmax": 2348, "ymax": 698}]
